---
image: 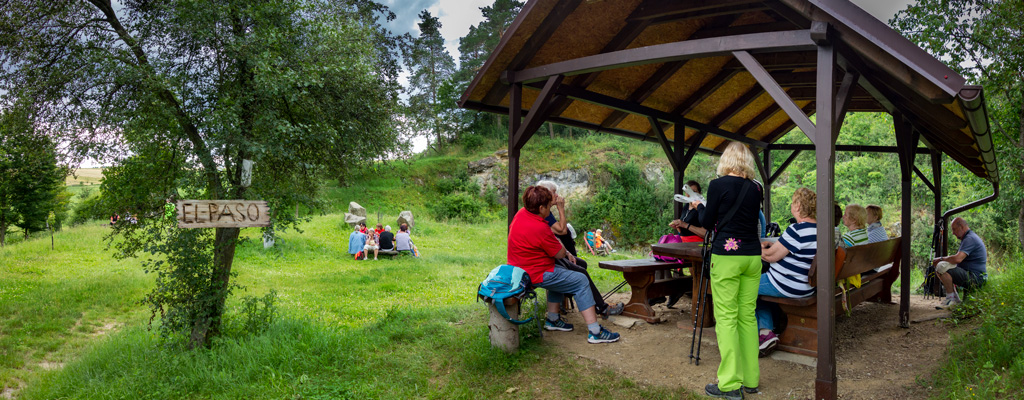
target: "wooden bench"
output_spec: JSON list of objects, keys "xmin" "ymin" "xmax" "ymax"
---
[
  {"xmin": 759, "ymin": 237, "xmax": 902, "ymax": 357},
  {"xmin": 598, "ymin": 259, "xmax": 692, "ymax": 323}
]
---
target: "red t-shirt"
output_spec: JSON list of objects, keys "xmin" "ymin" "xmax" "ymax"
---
[{"xmin": 508, "ymin": 208, "xmax": 563, "ymax": 284}]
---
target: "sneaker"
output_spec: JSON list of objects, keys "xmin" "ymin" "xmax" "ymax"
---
[
  {"xmin": 758, "ymin": 331, "xmax": 779, "ymax": 358},
  {"xmin": 742, "ymin": 386, "xmax": 759, "ymax": 394},
  {"xmin": 544, "ymin": 318, "xmax": 574, "ymax": 332},
  {"xmin": 705, "ymin": 383, "xmax": 743, "ymax": 400},
  {"xmin": 587, "ymin": 326, "xmax": 620, "ymax": 343},
  {"xmin": 939, "ymin": 296, "xmax": 962, "ymax": 308}
]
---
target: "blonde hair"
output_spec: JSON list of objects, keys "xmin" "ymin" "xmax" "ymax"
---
[
  {"xmin": 845, "ymin": 204, "xmax": 867, "ymax": 228},
  {"xmin": 865, "ymin": 204, "xmax": 882, "ymax": 223},
  {"xmin": 792, "ymin": 188, "xmax": 816, "ymax": 219},
  {"xmin": 716, "ymin": 142, "xmax": 757, "ymax": 179}
]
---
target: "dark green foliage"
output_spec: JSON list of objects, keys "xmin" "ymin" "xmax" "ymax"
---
[
  {"xmin": 430, "ymin": 171, "xmax": 487, "ymax": 222},
  {"xmin": 237, "ymin": 290, "xmax": 278, "ymax": 336},
  {"xmin": 0, "ymin": 104, "xmax": 66, "ymax": 245},
  {"xmin": 571, "ymin": 162, "xmax": 673, "ymax": 248},
  {"xmin": 430, "ymin": 193, "xmax": 486, "ymax": 223},
  {"xmin": 70, "ymin": 191, "xmax": 108, "ymax": 226}
]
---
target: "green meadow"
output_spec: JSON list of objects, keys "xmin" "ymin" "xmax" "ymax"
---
[{"xmin": 2, "ymin": 213, "xmax": 690, "ymax": 399}]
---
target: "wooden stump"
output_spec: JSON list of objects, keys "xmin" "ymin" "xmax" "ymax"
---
[{"xmin": 488, "ymin": 297, "xmax": 520, "ymax": 353}]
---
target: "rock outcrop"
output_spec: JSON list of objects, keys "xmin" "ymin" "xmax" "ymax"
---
[{"xmin": 397, "ymin": 210, "xmax": 414, "ymax": 229}]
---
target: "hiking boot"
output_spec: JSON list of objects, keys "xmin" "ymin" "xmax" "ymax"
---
[
  {"xmin": 705, "ymin": 383, "xmax": 743, "ymax": 400},
  {"xmin": 587, "ymin": 326, "xmax": 620, "ymax": 343},
  {"xmin": 648, "ymin": 296, "xmax": 667, "ymax": 306},
  {"xmin": 742, "ymin": 386, "xmax": 759, "ymax": 394},
  {"xmin": 758, "ymin": 331, "xmax": 779, "ymax": 358},
  {"xmin": 544, "ymin": 318, "xmax": 574, "ymax": 332}
]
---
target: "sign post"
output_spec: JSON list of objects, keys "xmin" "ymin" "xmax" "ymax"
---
[{"xmin": 176, "ymin": 200, "xmax": 271, "ymax": 229}]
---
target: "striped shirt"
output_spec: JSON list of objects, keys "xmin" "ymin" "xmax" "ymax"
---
[
  {"xmin": 866, "ymin": 222, "xmax": 888, "ymax": 243},
  {"xmin": 767, "ymin": 222, "xmax": 817, "ymax": 298},
  {"xmin": 841, "ymin": 228, "xmax": 869, "ymax": 247}
]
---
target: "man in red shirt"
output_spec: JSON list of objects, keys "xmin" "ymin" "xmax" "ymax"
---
[{"xmin": 508, "ymin": 186, "xmax": 619, "ymax": 344}]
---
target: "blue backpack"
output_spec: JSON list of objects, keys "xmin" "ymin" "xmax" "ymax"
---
[{"xmin": 477, "ymin": 264, "xmax": 536, "ymax": 324}]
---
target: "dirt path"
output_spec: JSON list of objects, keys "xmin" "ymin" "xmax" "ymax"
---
[{"xmin": 544, "ymin": 293, "xmax": 965, "ymax": 399}]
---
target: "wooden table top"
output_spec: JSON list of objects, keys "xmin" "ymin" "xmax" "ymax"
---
[{"xmin": 650, "ymin": 241, "xmax": 705, "ymax": 260}]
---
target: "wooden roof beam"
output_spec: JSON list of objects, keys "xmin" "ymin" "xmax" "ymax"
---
[
  {"xmin": 734, "ymin": 50, "xmax": 817, "ymax": 143},
  {"xmin": 599, "ymin": 60, "xmax": 688, "ymax": 128},
  {"xmin": 552, "ymin": 84, "xmax": 767, "ymax": 148},
  {"xmin": 511, "ymin": 29, "xmax": 816, "ymax": 84}
]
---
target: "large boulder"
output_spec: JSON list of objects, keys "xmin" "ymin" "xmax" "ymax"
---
[
  {"xmin": 468, "ymin": 156, "xmax": 498, "ymax": 174},
  {"xmin": 344, "ymin": 213, "xmax": 366, "ymax": 226},
  {"xmin": 348, "ymin": 202, "xmax": 367, "ymax": 218},
  {"xmin": 397, "ymin": 210, "xmax": 414, "ymax": 229}
]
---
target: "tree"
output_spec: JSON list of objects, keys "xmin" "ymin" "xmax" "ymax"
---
[
  {"xmin": 893, "ymin": 0, "xmax": 1024, "ymax": 251},
  {"xmin": 0, "ymin": 0, "xmax": 402, "ymax": 347},
  {"xmin": 455, "ymin": 0, "xmax": 525, "ymax": 136},
  {"xmin": 0, "ymin": 102, "xmax": 65, "ymax": 245},
  {"xmin": 403, "ymin": 10, "xmax": 456, "ymax": 149}
]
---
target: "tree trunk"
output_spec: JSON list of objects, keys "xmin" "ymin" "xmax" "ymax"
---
[
  {"xmin": 548, "ymin": 122, "xmax": 554, "ymax": 139},
  {"xmin": 189, "ymin": 226, "xmax": 240, "ymax": 349}
]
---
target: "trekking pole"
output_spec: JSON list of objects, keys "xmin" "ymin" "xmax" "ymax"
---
[
  {"xmin": 602, "ymin": 280, "xmax": 629, "ymax": 301},
  {"xmin": 693, "ymin": 259, "xmax": 711, "ymax": 365},
  {"xmin": 690, "ymin": 231, "xmax": 713, "ymax": 365}
]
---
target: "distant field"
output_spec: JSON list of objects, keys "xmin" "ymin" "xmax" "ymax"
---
[{"xmin": 65, "ymin": 168, "xmax": 104, "ymax": 186}]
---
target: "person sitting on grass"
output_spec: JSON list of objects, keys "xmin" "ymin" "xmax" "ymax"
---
[
  {"xmin": 839, "ymin": 204, "xmax": 869, "ymax": 248},
  {"xmin": 348, "ymin": 225, "xmax": 367, "ymax": 260},
  {"xmin": 508, "ymin": 185, "xmax": 619, "ymax": 344},
  {"xmin": 757, "ymin": 187, "xmax": 818, "ymax": 358}
]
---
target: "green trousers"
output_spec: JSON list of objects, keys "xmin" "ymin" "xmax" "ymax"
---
[{"xmin": 709, "ymin": 254, "xmax": 761, "ymax": 391}]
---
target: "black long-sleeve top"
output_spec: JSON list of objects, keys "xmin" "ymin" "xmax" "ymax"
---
[
  {"xmin": 677, "ymin": 204, "xmax": 703, "ymax": 238},
  {"xmin": 696, "ymin": 175, "xmax": 762, "ymax": 256}
]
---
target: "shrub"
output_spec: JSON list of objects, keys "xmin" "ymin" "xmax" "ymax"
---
[
  {"xmin": 70, "ymin": 191, "xmax": 108, "ymax": 225},
  {"xmin": 460, "ymin": 134, "xmax": 484, "ymax": 151},
  {"xmin": 430, "ymin": 193, "xmax": 485, "ymax": 222},
  {"xmin": 238, "ymin": 290, "xmax": 278, "ymax": 336}
]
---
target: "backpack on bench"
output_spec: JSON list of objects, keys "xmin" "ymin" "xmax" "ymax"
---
[{"xmin": 477, "ymin": 264, "xmax": 538, "ymax": 325}]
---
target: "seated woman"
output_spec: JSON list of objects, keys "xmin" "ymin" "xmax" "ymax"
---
[
  {"xmin": 508, "ymin": 186, "xmax": 620, "ymax": 344},
  {"xmin": 756, "ymin": 187, "xmax": 818, "ymax": 357},
  {"xmin": 865, "ymin": 204, "xmax": 888, "ymax": 243},
  {"xmin": 840, "ymin": 204, "xmax": 869, "ymax": 248},
  {"xmin": 668, "ymin": 180, "xmax": 707, "ymax": 242}
]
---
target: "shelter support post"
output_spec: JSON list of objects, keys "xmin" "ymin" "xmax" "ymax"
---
[
  {"xmin": 932, "ymin": 152, "xmax": 946, "ymax": 256},
  {"xmin": 672, "ymin": 127, "xmax": 686, "ymax": 219},
  {"xmin": 895, "ymin": 114, "xmax": 919, "ymax": 328},
  {"xmin": 763, "ymin": 149, "xmax": 772, "ymax": 222},
  {"xmin": 507, "ymin": 83, "xmax": 523, "ymax": 227},
  {"xmin": 813, "ymin": 38, "xmax": 838, "ymax": 400}
]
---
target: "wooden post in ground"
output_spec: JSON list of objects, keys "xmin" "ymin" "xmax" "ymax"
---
[{"xmin": 488, "ymin": 298, "xmax": 521, "ymax": 352}]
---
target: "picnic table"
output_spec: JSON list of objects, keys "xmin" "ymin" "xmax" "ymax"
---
[{"xmin": 650, "ymin": 242, "xmax": 714, "ymax": 327}]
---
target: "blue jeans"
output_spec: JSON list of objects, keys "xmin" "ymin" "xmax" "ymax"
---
[
  {"xmin": 755, "ymin": 274, "xmax": 786, "ymax": 331},
  {"xmin": 539, "ymin": 265, "xmax": 596, "ymax": 312}
]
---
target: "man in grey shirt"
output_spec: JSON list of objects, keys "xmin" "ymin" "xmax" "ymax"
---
[{"xmin": 932, "ymin": 217, "xmax": 987, "ymax": 307}]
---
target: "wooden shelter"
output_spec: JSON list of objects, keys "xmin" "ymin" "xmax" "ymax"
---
[{"xmin": 459, "ymin": 0, "xmax": 998, "ymax": 398}]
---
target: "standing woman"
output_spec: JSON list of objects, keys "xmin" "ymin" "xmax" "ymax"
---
[{"xmin": 692, "ymin": 141, "xmax": 764, "ymax": 399}]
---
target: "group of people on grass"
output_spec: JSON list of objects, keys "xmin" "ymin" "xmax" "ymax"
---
[
  {"xmin": 347, "ymin": 222, "xmax": 417, "ymax": 259},
  {"xmin": 506, "ymin": 141, "xmax": 988, "ymax": 400}
]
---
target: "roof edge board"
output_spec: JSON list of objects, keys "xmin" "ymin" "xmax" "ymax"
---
[
  {"xmin": 795, "ymin": 0, "xmax": 964, "ymax": 101},
  {"xmin": 958, "ymin": 86, "xmax": 999, "ymax": 183}
]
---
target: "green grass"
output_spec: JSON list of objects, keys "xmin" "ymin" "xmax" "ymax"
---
[
  {"xmin": 3, "ymin": 211, "xmax": 682, "ymax": 399},
  {"xmin": 927, "ymin": 254, "xmax": 1024, "ymax": 399}
]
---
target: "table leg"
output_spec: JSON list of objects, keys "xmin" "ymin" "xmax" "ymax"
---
[{"xmin": 621, "ymin": 271, "xmax": 661, "ymax": 323}]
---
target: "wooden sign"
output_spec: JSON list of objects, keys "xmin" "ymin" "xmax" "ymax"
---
[{"xmin": 177, "ymin": 200, "xmax": 271, "ymax": 228}]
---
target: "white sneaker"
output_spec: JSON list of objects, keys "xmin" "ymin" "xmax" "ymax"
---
[{"xmin": 939, "ymin": 296, "xmax": 962, "ymax": 308}]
